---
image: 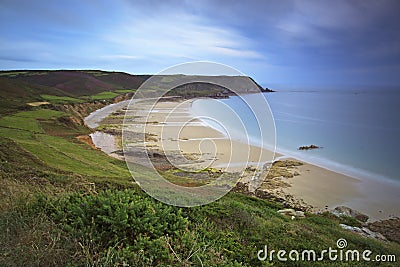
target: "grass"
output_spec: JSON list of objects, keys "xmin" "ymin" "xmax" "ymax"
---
[
  {"xmin": 1, "ymin": 180, "xmax": 399, "ymax": 266},
  {"xmin": 90, "ymin": 91, "xmax": 119, "ymax": 100},
  {"xmin": 0, "ymin": 109, "xmax": 131, "ymax": 182},
  {"xmin": 115, "ymin": 89, "xmax": 136, "ymax": 93},
  {"xmin": 0, "ymin": 109, "xmax": 65, "ymax": 132},
  {"xmin": 0, "ymin": 71, "xmax": 49, "ymax": 77},
  {"xmin": 40, "ymin": 94, "xmax": 84, "ymax": 104}
]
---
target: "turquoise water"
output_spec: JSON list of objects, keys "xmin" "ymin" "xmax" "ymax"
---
[{"xmin": 192, "ymin": 89, "xmax": 400, "ymax": 183}]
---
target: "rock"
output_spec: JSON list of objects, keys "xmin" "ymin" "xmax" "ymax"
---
[
  {"xmin": 340, "ymin": 224, "xmax": 386, "ymax": 241},
  {"xmin": 262, "ymin": 87, "xmax": 275, "ymax": 92},
  {"xmin": 361, "ymin": 227, "xmax": 387, "ymax": 241},
  {"xmin": 278, "ymin": 208, "xmax": 297, "ymax": 216},
  {"xmin": 340, "ymin": 223, "xmax": 358, "ymax": 231},
  {"xmin": 332, "ymin": 206, "xmax": 369, "ymax": 223},
  {"xmin": 298, "ymin": 144, "xmax": 320, "ymax": 150},
  {"xmin": 368, "ymin": 218, "xmax": 400, "ymax": 244},
  {"xmin": 278, "ymin": 209, "xmax": 306, "ymax": 219}
]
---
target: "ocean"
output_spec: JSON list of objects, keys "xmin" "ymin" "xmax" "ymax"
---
[{"xmin": 191, "ymin": 88, "xmax": 400, "ymax": 184}]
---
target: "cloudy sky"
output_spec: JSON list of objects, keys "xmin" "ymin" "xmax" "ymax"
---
[{"xmin": 1, "ymin": 0, "xmax": 400, "ymax": 89}]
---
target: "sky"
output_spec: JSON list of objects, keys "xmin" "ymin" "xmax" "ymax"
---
[{"xmin": 1, "ymin": 0, "xmax": 400, "ymax": 89}]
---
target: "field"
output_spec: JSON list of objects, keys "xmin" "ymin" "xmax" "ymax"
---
[
  {"xmin": 90, "ymin": 91, "xmax": 120, "ymax": 100},
  {"xmin": 40, "ymin": 94, "xmax": 84, "ymax": 104}
]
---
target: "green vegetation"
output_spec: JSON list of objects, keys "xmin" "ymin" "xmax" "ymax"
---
[
  {"xmin": 0, "ymin": 110, "xmax": 130, "ymax": 181},
  {"xmin": 2, "ymin": 180, "xmax": 399, "ymax": 266},
  {"xmin": 115, "ymin": 89, "xmax": 136, "ymax": 93},
  {"xmin": 90, "ymin": 91, "xmax": 120, "ymax": 100},
  {"xmin": 0, "ymin": 70, "xmax": 399, "ymax": 266},
  {"xmin": 41, "ymin": 94, "xmax": 84, "ymax": 104}
]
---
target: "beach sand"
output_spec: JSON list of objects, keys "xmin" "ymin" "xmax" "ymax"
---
[
  {"xmin": 135, "ymin": 100, "xmax": 275, "ymax": 172},
  {"xmin": 91, "ymin": 98, "xmax": 400, "ymax": 221},
  {"xmin": 283, "ymin": 163, "xmax": 400, "ymax": 220}
]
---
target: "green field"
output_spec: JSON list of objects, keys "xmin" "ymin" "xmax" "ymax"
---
[
  {"xmin": 40, "ymin": 94, "xmax": 84, "ymax": 104},
  {"xmin": 90, "ymin": 91, "xmax": 120, "ymax": 100},
  {"xmin": 0, "ymin": 109, "xmax": 130, "ymax": 180},
  {"xmin": 115, "ymin": 89, "xmax": 136, "ymax": 93}
]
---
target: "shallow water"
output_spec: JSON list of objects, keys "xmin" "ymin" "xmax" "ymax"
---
[
  {"xmin": 84, "ymin": 100, "xmax": 129, "ymax": 156},
  {"xmin": 90, "ymin": 131, "xmax": 118, "ymax": 154},
  {"xmin": 84, "ymin": 100, "xmax": 130, "ymax": 128}
]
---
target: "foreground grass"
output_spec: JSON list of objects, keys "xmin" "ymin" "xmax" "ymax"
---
[
  {"xmin": 2, "ymin": 182, "xmax": 399, "ymax": 266},
  {"xmin": 0, "ymin": 104, "xmax": 399, "ymax": 266}
]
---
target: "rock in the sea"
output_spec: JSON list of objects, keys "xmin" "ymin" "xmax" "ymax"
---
[
  {"xmin": 298, "ymin": 144, "xmax": 320, "ymax": 150},
  {"xmin": 332, "ymin": 206, "xmax": 369, "ymax": 222}
]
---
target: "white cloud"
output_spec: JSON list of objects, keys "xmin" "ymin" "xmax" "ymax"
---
[{"xmin": 102, "ymin": 13, "xmax": 264, "ymax": 62}]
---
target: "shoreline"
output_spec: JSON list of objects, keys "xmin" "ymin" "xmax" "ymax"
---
[
  {"xmin": 189, "ymin": 97, "xmax": 400, "ymax": 221},
  {"xmin": 85, "ymin": 97, "xmax": 400, "ymax": 221}
]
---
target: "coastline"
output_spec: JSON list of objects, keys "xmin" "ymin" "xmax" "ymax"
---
[
  {"xmin": 189, "ymin": 97, "xmax": 400, "ymax": 221},
  {"xmin": 85, "ymin": 97, "xmax": 400, "ymax": 221}
]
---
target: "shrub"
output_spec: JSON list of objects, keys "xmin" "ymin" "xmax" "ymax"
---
[{"xmin": 49, "ymin": 190, "xmax": 188, "ymax": 265}]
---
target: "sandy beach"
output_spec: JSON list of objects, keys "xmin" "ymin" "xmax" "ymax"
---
[
  {"xmin": 87, "ymin": 98, "xmax": 400, "ymax": 221},
  {"xmin": 126, "ymin": 99, "xmax": 275, "ymax": 171}
]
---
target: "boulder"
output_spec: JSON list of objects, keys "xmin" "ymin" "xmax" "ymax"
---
[
  {"xmin": 278, "ymin": 208, "xmax": 297, "ymax": 216},
  {"xmin": 368, "ymin": 218, "xmax": 400, "ymax": 243},
  {"xmin": 340, "ymin": 224, "xmax": 386, "ymax": 241},
  {"xmin": 332, "ymin": 206, "xmax": 369, "ymax": 222},
  {"xmin": 278, "ymin": 209, "xmax": 306, "ymax": 219}
]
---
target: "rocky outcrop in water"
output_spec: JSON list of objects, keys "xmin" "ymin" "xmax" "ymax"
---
[{"xmin": 298, "ymin": 144, "xmax": 320, "ymax": 150}]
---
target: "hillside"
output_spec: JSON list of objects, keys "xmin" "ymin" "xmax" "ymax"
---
[
  {"xmin": 0, "ymin": 70, "xmax": 398, "ymax": 266},
  {"xmin": 0, "ymin": 70, "xmax": 271, "ymax": 115},
  {"xmin": 1, "ymin": 70, "xmax": 149, "ymax": 96}
]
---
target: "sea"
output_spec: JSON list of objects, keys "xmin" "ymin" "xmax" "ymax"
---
[{"xmin": 191, "ymin": 88, "xmax": 400, "ymax": 184}]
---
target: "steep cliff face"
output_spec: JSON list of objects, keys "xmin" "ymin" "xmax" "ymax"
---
[
  {"xmin": 113, "ymin": 92, "xmax": 135, "ymax": 103},
  {"xmin": 53, "ymin": 92, "xmax": 134, "ymax": 125},
  {"xmin": 54, "ymin": 102, "xmax": 106, "ymax": 125}
]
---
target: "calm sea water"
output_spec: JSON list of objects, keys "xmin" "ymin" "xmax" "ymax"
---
[{"xmin": 192, "ymin": 89, "xmax": 400, "ymax": 183}]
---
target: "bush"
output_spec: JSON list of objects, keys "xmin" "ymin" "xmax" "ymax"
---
[{"xmin": 49, "ymin": 190, "xmax": 188, "ymax": 265}]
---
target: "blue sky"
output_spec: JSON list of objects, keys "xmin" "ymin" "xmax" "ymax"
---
[{"xmin": 1, "ymin": 0, "xmax": 400, "ymax": 89}]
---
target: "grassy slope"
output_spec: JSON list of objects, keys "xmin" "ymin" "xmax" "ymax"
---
[
  {"xmin": 0, "ymin": 109, "xmax": 131, "ymax": 181},
  {"xmin": 0, "ymin": 70, "xmax": 146, "ymax": 111},
  {"xmin": 0, "ymin": 71, "xmax": 399, "ymax": 266}
]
